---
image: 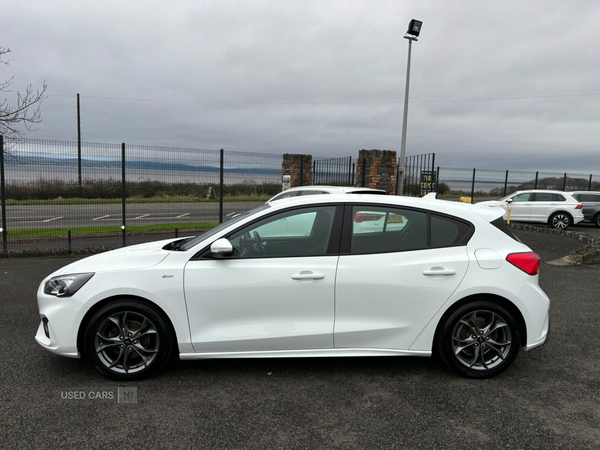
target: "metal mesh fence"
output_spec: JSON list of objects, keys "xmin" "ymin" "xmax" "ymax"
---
[
  {"xmin": 437, "ymin": 167, "xmax": 600, "ymax": 201},
  {"xmin": 2, "ymin": 137, "xmax": 600, "ymax": 256},
  {"xmin": 3, "ymin": 139, "xmax": 124, "ymax": 253},
  {"xmin": 222, "ymin": 149, "xmax": 281, "ymax": 224},
  {"xmin": 122, "ymin": 144, "xmax": 222, "ymax": 247},
  {"xmin": 0, "ymin": 138, "xmax": 281, "ymax": 255}
]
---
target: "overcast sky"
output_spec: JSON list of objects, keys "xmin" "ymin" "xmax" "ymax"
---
[{"xmin": 2, "ymin": 0, "xmax": 599, "ymax": 172}]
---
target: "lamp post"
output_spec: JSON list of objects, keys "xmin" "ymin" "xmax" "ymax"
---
[{"xmin": 397, "ymin": 19, "xmax": 422, "ymax": 196}]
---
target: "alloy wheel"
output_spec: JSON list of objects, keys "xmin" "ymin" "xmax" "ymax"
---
[
  {"xmin": 94, "ymin": 311, "xmax": 160, "ymax": 374},
  {"xmin": 451, "ymin": 310, "xmax": 512, "ymax": 371},
  {"xmin": 551, "ymin": 214, "xmax": 570, "ymax": 229}
]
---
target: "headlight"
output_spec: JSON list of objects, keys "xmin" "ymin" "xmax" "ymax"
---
[{"xmin": 44, "ymin": 273, "xmax": 95, "ymax": 297}]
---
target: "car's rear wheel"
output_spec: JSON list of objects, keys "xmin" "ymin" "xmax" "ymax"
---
[
  {"xmin": 84, "ymin": 300, "xmax": 174, "ymax": 381},
  {"xmin": 436, "ymin": 301, "xmax": 521, "ymax": 378},
  {"xmin": 549, "ymin": 212, "xmax": 571, "ymax": 229},
  {"xmin": 594, "ymin": 214, "xmax": 600, "ymax": 228}
]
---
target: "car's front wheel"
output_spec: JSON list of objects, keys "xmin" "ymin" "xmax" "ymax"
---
[
  {"xmin": 84, "ymin": 299, "xmax": 174, "ymax": 381},
  {"xmin": 594, "ymin": 214, "xmax": 600, "ymax": 228},
  {"xmin": 436, "ymin": 301, "xmax": 521, "ymax": 378},
  {"xmin": 549, "ymin": 212, "xmax": 571, "ymax": 229}
]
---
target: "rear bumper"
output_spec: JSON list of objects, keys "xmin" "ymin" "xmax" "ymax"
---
[{"xmin": 524, "ymin": 311, "xmax": 550, "ymax": 351}]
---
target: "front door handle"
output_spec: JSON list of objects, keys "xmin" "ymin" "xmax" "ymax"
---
[
  {"xmin": 422, "ymin": 267, "xmax": 456, "ymax": 276},
  {"xmin": 292, "ymin": 271, "xmax": 325, "ymax": 280}
]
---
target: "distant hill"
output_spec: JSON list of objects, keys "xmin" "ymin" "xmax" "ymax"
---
[{"xmin": 4, "ymin": 154, "xmax": 281, "ymax": 176}]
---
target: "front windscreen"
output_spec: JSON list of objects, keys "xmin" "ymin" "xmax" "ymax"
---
[{"xmin": 179, "ymin": 203, "xmax": 271, "ymax": 251}]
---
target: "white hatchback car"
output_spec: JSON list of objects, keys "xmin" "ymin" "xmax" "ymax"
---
[
  {"xmin": 36, "ymin": 195, "xmax": 550, "ymax": 380},
  {"xmin": 478, "ymin": 190, "xmax": 584, "ymax": 229}
]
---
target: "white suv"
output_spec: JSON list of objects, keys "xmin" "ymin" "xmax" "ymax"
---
[{"xmin": 477, "ymin": 190, "xmax": 584, "ymax": 229}]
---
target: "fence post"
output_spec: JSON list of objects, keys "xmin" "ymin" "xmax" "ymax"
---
[
  {"xmin": 121, "ymin": 143, "xmax": 126, "ymax": 247},
  {"xmin": 470, "ymin": 168, "xmax": 476, "ymax": 204},
  {"xmin": 589, "ymin": 174, "xmax": 593, "ymax": 191},
  {"xmin": 503, "ymin": 170, "xmax": 509, "ymax": 197},
  {"xmin": 0, "ymin": 136, "xmax": 7, "ymax": 256},
  {"xmin": 348, "ymin": 158, "xmax": 353, "ymax": 187},
  {"xmin": 534, "ymin": 171, "xmax": 539, "ymax": 189},
  {"xmin": 436, "ymin": 166, "xmax": 440, "ymax": 191},
  {"xmin": 77, "ymin": 93, "xmax": 82, "ymax": 194},
  {"xmin": 562, "ymin": 173, "xmax": 567, "ymax": 191},
  {"xmin": 312, "ymin": 160, "xmax": 316, "ymax": 186},
  {"xmin": 68, "ymin": 230, "xmax": 72, "ymax": 255},
  {"xmin": 219, "ymin": 149, "xmax": 224, "ymax": 224}
]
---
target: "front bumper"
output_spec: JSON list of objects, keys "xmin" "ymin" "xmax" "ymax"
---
[{"xmin": 35, "ymin": 291, "xmax": 87, "ymax": 358}]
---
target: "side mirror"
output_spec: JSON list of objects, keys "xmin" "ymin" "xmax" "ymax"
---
[
  {"xmin": 505, "ymin": 198, "xmax": 514, "ymax": 205},
  {"xmin": 209, "ymin": 238, "xmax": 234, "ymax": 258}
]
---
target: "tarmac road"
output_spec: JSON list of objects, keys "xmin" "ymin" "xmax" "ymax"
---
[
  {"xmin": 4, "ymin": 202, "xmax": 264, "ymax": 230},
  {"xmin": 0, "ymin": 229, "xmax": 599, "ymax": 449}
]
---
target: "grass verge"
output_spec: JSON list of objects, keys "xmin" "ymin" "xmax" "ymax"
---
[{"xmin": 8, "ymin": 222, "xmax": 218, "ymax": 238}]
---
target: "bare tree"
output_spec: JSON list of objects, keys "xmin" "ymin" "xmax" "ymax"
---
[{"xmin": 1, "ymin": 46, "xmax": 47, "ymax": 151}]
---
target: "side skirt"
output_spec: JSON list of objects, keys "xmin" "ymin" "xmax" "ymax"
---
[{"xmin": 179, "ymin": 348, "xmax": 431, "ymax": 360}]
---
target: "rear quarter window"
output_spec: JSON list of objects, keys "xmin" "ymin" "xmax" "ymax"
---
[{"xmin": 431, "ymin": 215, "xmax": 473, "ymax": 247}]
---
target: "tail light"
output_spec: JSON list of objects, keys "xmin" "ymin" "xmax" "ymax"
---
[
  {"xmin": 354, "ymin": 213, "xmax": 384, "ymax": 223},
  {"xmin": 575, "ymin": 204, "xmax": 582, "ymax": 209},
  {"xmin": 506, "ymin": 252, "xmax": 540, "ymax": 275}
]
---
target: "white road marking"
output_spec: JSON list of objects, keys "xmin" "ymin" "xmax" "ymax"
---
[
  {"xmin": 92, "ymin": 215, "xmax": 111, "ymax": 221},
  {"xmin": 42, "ymin": 216, "xmax": 63, "ymax": 223},
  {"xmin": 176, "ymin": 213, "xmax": 190, "ymax": 219},
  {"xmin": 227, "ymin": 212, "xmax": 238, "ymax": 217},
  {"xmin": 133, "ymin": 214, "xmax": 150, "ymax": 220}
]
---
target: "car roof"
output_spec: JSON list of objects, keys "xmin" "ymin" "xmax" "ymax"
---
[
  {"xmin": 512, "ymin": 189, "xmax": 572, "ymax": 194},
  {"xmin": 278, "ymin": 186, "xmax": 385, "ymax": 193},
  {"xmin": 267, "ymin": 193, "xmax": 504, "ymax": 223}
]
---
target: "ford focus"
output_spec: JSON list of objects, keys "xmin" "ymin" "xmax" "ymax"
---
[{"xmin": 36, "ymin": 195, "xmax": 550, "ymax": 380}]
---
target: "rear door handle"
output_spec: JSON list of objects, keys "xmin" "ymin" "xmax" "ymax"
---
[
  {"xmin": 422, "ymin": 267, "xmax": 456, "ymax": 276},
  {"xmin": 292, "ymin": 271, "xmax": 325, "ymax": 280}
]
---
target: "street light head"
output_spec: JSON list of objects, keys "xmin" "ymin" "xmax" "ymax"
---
[{"xmin": 406, "ymin": 19, "xmax": 423, "ymax": 37}]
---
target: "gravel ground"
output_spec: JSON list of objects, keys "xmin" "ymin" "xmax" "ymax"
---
[{"xmin": 0, "ymin": 229, "xmax": 598, "ymax": 449}]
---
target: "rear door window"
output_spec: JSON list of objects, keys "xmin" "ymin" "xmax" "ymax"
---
[
  {"xmin": 533, "ymin": 193, "xmax": 552, "ymax": 202},
  {"xmin": 347, "ymin": 205, "xmax": 473, "ymax": 254}
]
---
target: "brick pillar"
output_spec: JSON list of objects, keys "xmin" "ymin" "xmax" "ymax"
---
[
  {"xmin": 355, "ymin": 149, "xmax": 397, "ymax": 194},
  {"xmin": 282, "ymin": 154, "xmax": 312, "ymax": 188}
]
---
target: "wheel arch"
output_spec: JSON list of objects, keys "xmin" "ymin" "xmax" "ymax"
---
[
  {"xmin": 76, "ymin": 294, "xmax": 179, "ymax": 359},
  {"xmin": 433, "ymin": 293, "xmax": 527, "ymax": 353}
]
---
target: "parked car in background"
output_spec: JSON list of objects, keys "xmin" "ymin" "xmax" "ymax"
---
[
  {"xmin": 570, "ymin": 191, "xmax": 600, "ymax": 227},
  {"xmin": 268, "ymin": 185, "xmax": 386, "ymax": 203},
  {"xmin": 477, "ymin": 190, "xmax": 584, "ymax": 229},
  {"xmin": 36, "ymin": 194, "xmax": 550, "ymax": 381}
]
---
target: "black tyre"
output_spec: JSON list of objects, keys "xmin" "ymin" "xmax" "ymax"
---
[
  {"xmin": 549, "ymin": 212, "xmax": 571, "ymax": 229},
  {"xmin": 594, "ymin": 214, "xmax": 600, "ymax": 228},
  {"xmin": 84, "ymin": 299, "xmax": 174, "ymax": 381},
  {"xmin": 436, "ymin": 301, "xmax": 521, "ymax": 379}
]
